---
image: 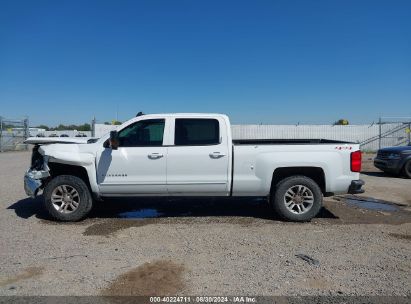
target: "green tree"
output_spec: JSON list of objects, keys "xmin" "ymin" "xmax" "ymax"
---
[
  {"xmin": 77, "ymin": 123, "xmax": 91, "ymax": 131},
  {"xmin": 35, "ymin": 124, "xmax": 50, "ymax": 131},
  {"xmin": 47, "ymin": 123, "xmax": 91, "ymax": 131},
  {"xmin": 333, "ymin": 119, "xmax": 349, "ymax": 125}
]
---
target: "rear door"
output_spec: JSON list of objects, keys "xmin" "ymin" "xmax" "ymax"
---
[{"xmin": 166, "ymin": 117, "xmax": 230, "ymax": 195}]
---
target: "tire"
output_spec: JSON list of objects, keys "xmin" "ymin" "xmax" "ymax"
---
[
  {"xmin": 43, "ymin": 175, "xmax": 93, "ymax": 221},
  {"xmin": 272, "ymin": 175, "xmax": 323, "ymax": 222},
  {"xmin": 403, "ymin": 159, "xmax": 411, "ymax": 178}
]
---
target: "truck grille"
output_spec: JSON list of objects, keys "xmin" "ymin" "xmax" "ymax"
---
[{"xmin": 376, "ymin": 151, "xmax": 389, "ymax": 160}]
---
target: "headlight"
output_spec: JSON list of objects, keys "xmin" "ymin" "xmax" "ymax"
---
[{"xmin": 387, "ymin": 153, "xmax": 400, "ymax": 159}]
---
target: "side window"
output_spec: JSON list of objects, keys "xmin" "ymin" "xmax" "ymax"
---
[
  {"xmin": 174, "ymin": 119, "xmax": 220, "ymax": 146},
  {"xmin": 118, "ymin": 119, "xmax": 165, "ymax": 147}
]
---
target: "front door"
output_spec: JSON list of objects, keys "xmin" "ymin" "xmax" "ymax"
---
[{"xmin": 97, "ymin": 119, "xmax": 167, "ymax": 195}]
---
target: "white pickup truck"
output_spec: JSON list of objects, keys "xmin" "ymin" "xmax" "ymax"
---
[{"xmin": 24, "ymin": 113, "xmax": 364, "ymax": 222}]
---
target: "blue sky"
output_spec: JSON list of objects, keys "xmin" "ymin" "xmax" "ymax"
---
[{"xmin": 0, "ymin": 0, "xmax": 410, "ymax": 126}]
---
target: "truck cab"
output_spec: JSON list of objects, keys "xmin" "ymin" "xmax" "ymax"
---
[{"xmin": 96, "ymin": 114, "xmax": 232, "ymax": 196}]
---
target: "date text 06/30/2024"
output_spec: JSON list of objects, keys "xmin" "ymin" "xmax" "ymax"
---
[{"xmin": 149, "ymin": 296, "xmax": 257, "ymax": 303}]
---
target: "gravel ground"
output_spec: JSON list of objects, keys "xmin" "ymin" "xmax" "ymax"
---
[{"xmin": 0, "ymin": 151, "xmax": 410, "ymax": 296}]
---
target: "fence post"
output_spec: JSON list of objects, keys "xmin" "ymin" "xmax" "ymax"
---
[
  {"xmin": 0, "ymin": 116, "xmax": 2, "ymax": 152},
  {"xmin": 408, "ymin": 122, "xmax": 411, "ymax": 145},
  {"xmin": 378, "ymin": 117, "xmax": 382, "ymax": 149},
  {"xmin": 23, "ymin": 118, "xmax": 29, "ymax": 138},
  {"xmin": 91, "ymin": 117, "xmax": 96, "ymax": 137},
  {"xmin": 23, "ymin": 117, "xmax": 29, "ymax": 150}
]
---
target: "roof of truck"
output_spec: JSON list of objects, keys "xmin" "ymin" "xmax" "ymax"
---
[
  {"xmin": 131, "ymin": 113, "xmax": 229, "ymax": 120},
  {"xmin": 144, "ymin": 113, "xmax": 227, "ymax": 116}
]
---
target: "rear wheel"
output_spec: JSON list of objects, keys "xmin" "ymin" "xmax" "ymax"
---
[
  {"xmin": 403, "ymin": 160, "xmax": 411, "ymax": 178},
  {"xmin": 272, "ymin": 175, "xmax": 323, "ymax": 222},
  {"xmin": 43, "ymin": 175, "xmax": 93, "ymax": 221}
]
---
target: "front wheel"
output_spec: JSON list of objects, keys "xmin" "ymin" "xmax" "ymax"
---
[
  {"xmin": 43, "ymin": 175, "xmax": 93, "ymax": 221},
  {"xmin": 272, "ymin": 175, "xmax": 323, "ymax": 222}
]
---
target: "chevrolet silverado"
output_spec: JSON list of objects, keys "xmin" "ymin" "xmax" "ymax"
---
[{"xmin": 24, "ymin": 113, "xmax": 364, "ymax": 222}]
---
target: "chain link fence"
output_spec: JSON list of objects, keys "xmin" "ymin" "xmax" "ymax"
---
[
  {"xmin": 375, "ymin": 117, "xmax": 411, "ymax": 149},
  {"xmin": 0, "ymin": 117, "xmax": 29, "ymax": 152},
  {"xmin": 51, "ymin": 115, "xmax": 411, "ymax": 153}
]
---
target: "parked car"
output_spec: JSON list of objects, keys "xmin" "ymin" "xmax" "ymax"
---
[
  {"xmin": 75, "ymin": 133, "xmax": 87, "ymax": 137},
  {"xmin": 24, "ymin": 113, "xmax": 364, "ymax": 222},
  {"xmin": 36, "ymin": 134, "xmax": 45, "ymax": 137},
  {"xmin": 60, "ymin": 134, "xmax": 69, "ymax": 137},
  {"xmin": 374, "ymin": 144, "xmax": 411, "ymax": 178},
  {"xmin": 48, "ymin": 133, "xmax": 58, "ymax": 137}
]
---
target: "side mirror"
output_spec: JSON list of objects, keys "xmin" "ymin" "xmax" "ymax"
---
[{"xmin": 109, "ymin": 131, "xmax": 119, "ymax": 150}]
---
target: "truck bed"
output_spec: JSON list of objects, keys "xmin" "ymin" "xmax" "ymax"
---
[{"xmin": 232, "ymin": 139, "xmax": 352, "ymax": 145}]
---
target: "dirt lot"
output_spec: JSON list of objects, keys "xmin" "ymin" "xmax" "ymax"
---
[
  {"xmin": 0, "ymin": 151, "xmax": 410, "ymax": 296},
  {"xmin": 360, "ymin": 153, "xmax": 411, "ymax": 210}
]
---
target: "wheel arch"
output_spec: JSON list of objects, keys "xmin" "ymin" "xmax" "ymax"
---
[
  {"xmin": 270, "ymin": 167, "xmax": 326, "ymax": 196},
  {"xmin": 47, "ymin": 162, "xmax": 92, "ymax": 191}
]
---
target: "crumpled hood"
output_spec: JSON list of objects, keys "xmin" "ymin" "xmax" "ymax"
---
[
  {"xmin": 25, "ymin": 137, "xmax": 92, "ymax": 145},
  {"xmin": 39, "ymin": 143, "xmax": 96, "ymax": 166}
]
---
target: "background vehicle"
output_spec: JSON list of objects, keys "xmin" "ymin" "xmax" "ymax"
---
[
  {"xmin": 374, "ymin": 144, "xmax": 411, "ymax": 178},
  {"xmin": 24, "ymin": 113, "xmax": 364, "ymax": 222},
  {"xmin": 75, "ymin": 133, "xmax": 87, "ymax": 137},
  {"xmin": 60, "ymin": 134, "xmax": 69, "ymax": 137}
]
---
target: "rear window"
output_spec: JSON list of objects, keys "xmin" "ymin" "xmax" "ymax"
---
[{"xmin": 174, "ymin": 119, "xmax": 220, "ymax": 146}]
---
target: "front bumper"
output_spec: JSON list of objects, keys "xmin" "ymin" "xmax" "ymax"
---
[
  {"xmin": 374, "ymin": 159, "xmax": 402, "ymax": 174},
  {"xmin": 24, "ymin": 169, "xmax": 50, "ymax": 198},
  {"xmin": 24, "ymin": 174, "xmax": 42, "ymax": 198},
  {"xmin": 348, "ymin": 179, "xmax": 365, "ymax": 194}
]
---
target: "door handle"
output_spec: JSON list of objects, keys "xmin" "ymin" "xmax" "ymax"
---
[
  {"xmin": 209, "ymin": 152, "xmax": 226, "ymax": 159},
  {"xmin": 148, "ymin": 153, "xmax": 164, "ymax": 159}
]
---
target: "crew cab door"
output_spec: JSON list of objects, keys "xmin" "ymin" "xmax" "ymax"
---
[
  {"xmin": 166, "ymin": 117, "xmax": 230, "ymax": 195},
  {"xmin": 96, "ymin": 118, "xmax": 168, "ymax": 195}
]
